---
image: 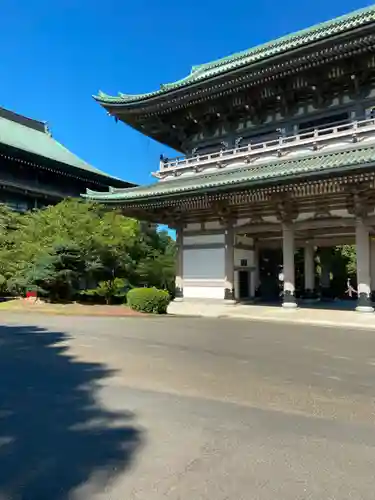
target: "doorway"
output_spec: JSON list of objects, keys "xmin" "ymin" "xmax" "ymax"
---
[
  {"xmin": 259, "ymin": 248, "xmax": 283, "ymax": 301},
  {"xmin": 238, "ymin": 270, "xmax": 250, "ymax": 300}
]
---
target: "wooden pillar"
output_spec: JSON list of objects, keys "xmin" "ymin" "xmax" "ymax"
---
[
  {"xmin": 319, "ymin": 247, "xmax": 332, "ymax": 301},
  {"xmin": 282, "ymin": 222, "xmax": 297, "ymax": 308},
  {"xmin": 355, "ymin": 218, "xmax": 373, "ymax": 312},
  {"xmin": 304, "ymin": 243, "xmax": 315, "ymax": 297},
  {"xmin": 250, "ymin": 246, "xmax": 259, "ymax": 298},
  {"xmin": 370, "ymin": 237, "xmax": 375, "ymax": 297},
  {"xmin": 224, "ymin": 220, "xmax": 235, "ymax": 301},
  {"xmin": 175, "ymin": 227, "xmax": 184, "ymax": 300}
]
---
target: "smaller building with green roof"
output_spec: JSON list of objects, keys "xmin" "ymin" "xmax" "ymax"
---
[{"xmin": 0, "ymin": 106, "xmax": 134, "ymax": 211}]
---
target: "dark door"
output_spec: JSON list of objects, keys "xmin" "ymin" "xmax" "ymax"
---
[
  {"xmin": 259, "ymin": 248, "xmax": 282, "ymax": 301},
  {"xmin": 238, "ymin": 270, "xmax": 250, "ymax": 300}
]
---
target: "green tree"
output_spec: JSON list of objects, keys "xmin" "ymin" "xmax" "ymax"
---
[
  {"xmin": 134, "ymin": 229, "xmax": 176, "ymax": 293},
  {"xmin": 0, "ymin": 199, "xmax": 176, "ymax": 303},
  {"xmin": 82, "ymin": 278, "xmax": 128, "ymax": 305},
  {"xmin": 21, "ymin": 243, "xmax": 86, "ymax": 301},
  {"xmin": 0, "ymin": 204, "xmax": 22, "ymax": 293}
]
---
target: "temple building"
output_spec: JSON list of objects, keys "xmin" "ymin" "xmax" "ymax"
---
[
  {"xmin": 87, "ymin": 5, "xmax": 375, "ymax": 312},
  {"xmin": 0, "ymin": 106, "xmax": 133, "ymax": 211}
]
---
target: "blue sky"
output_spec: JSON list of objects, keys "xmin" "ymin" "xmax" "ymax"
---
[{"xmin": 1, "ymin": 0, "xmax": 373, "ymax": 186}]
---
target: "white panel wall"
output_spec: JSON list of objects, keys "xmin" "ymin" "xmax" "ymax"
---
[
  {"xmin": 183, "ymin": 248, "xmax": 225, "ymax": 280},
  {"xmin": 183, "ymin": 285, "xmax": 224, "ymax": 300},
  {"xmin": 183, "ymin": 247, "xmax": 225, "ymax": 299}
]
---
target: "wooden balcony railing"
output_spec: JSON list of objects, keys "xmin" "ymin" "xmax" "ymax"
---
[{"xmin": 155, "ymin": 118, "xmax": 375, "ymax": 179}]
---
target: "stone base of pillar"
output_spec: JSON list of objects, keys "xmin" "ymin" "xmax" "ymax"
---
[
  {"xmin": 224, "ymin": 288, "xmax": 235, "ymax": 302},
  {"xmin": 356, "ymin": 292, "xmax": 374, "ymax": 313},
  {"xmin": 174, "ymin": 287, "xmax": 184, "ymax": 302},
  {"xmin": 282, "ymin": 291, "xmax": 298, "ymax": 309},
  {"xmin": 282, "ymin": 303, "xmax": 298, "ymax": 309}
]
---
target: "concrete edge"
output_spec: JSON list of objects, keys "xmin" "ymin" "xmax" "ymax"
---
[{"xmin": 217, "ymin": 313, "xmax": 375, "ymax": 330}]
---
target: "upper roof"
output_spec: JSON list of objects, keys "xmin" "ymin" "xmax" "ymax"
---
[
  {"xmin": 94, "ymin": 4, "xmax": 375, "ymax": 106},
  {"xmin": 0, "ymin": 106, "xmax": 127, "ymax": 183},
  {"xmin": 84, "ymin": 143, "xmax": 375, "ymax": 205}
]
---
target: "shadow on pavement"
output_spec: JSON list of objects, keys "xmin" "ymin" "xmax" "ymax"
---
[{"xmin": 0, "ymin": 324, "xmax": 142, "ymax": 499}]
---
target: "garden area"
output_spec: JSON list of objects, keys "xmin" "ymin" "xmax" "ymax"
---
[{"xmin": 0, "ymin": 199, "xmax": 175, "ymax": 314}]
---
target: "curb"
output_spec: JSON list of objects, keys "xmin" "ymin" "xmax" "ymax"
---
[
  {"xmin": 218, "ymin": 313, "xmax": 375, "ymax": 330},
  {"xmin": 168, "ymin": 310, "xmax": 375, "ymax": 330}
]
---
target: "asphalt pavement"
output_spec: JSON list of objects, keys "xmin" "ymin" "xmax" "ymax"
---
[{"xmin": 0, "ymin": 313, "xmax": 374, "ymax": 499}]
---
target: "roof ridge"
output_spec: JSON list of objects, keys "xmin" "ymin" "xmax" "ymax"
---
[
  {"xmin": 193, "ymin": 4, "xmax": 375, "ymax": 73},
  {"xmin": 95, "ymin": 4, "xmax": 375, "ymax": 106},
  {"xmin": 0, "ymin": 106, "xmax": 47, "ymax": 133},
  {"xmin": 0, "ymin": 114, "xmax": 113, "ymax": 179}
]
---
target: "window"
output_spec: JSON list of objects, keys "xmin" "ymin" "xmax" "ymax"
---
[{"xmin": 240, "ymin": 259, "xmax": 248, "ymax": 267}]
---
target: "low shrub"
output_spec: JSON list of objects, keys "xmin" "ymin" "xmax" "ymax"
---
[{"xmin": 127, "ymin": 287, "xmax": 170, "ymax": 314}]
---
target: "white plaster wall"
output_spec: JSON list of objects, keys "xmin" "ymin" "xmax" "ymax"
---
[
  {"xmin": 183, "ymin": 234, "xmax": 225, "ymax": 246},
  {"xmin": 296, "ymin": 212, "xmax": 316, "ymax": 222},
  {"xmin": 371, "ymin": 238, "xmax": 375, "ymax": 290},
  {"xmin": 262, "ymin": 215, "xmax": 279, "ymax": 223},
  {"xmin": 236, "ymin": 235, "xmax": 254, "ymax": 246},
  {"xmin": 235, "ymin": 218, "xmax": 251, "ymax": 227},
  {"xmin": 183, "ymin": 248, "xmax": 225, "ymax": 280},
  {"xmin": 234, "ymin": 248, "xmax": 255, "ymax": 299},
  {"xmin": 183, "ymin": 285, "xmax": 224, "ymax": 300},
  {"xmin": 205, "ymin": 220, "xmax": 221, "ymax": 230},
  {"xmin": 234, "ymin": 248, "xmax": 254, "ymax": 267},
  {"xmin": 185, "ymin": 222, "xmax": 201, "ymax": 231}
]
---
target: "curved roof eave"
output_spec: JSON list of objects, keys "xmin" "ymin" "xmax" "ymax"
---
[
  {"xmin": 93, "ymin": 4, "xmax": 375, "ymax": 107},
  {"xmin": 82, "ymin": 144, "xmax": 375, "ymax": 204}
]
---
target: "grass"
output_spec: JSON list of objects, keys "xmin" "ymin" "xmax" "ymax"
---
[{"xmin": 0, "ymin": 299, "xmax": 144, "ymax": 317}]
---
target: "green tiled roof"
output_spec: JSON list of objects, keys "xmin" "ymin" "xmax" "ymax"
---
[
  {"xmin": 94, "ymin": 5, "xmax": 375, "ymax": 106},
  {"xmin": 84, "ymin": 144, "xmax": 375, "ymax": 203},
  {"xmin": 0, "ymin": 113, "xmax": 116, "ymax": 180}
]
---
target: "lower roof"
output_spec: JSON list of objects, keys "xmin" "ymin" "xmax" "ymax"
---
[
  {"xmin": 84, "ymin": 143, "xmax": 375, "ymax": 204},
  {"xmin": 0, "ymin": 107, "xmax": 132, "ymax": 186}
]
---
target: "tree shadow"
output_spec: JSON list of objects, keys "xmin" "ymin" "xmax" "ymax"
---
[{"xmin": 0, "ymin": 324, "xmax": 142, "ymax": 499}]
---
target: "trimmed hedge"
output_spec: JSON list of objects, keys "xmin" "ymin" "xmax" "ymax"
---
[{"xmin": 127, "ymin": 287, "xmax": 170, "ymax": 314}]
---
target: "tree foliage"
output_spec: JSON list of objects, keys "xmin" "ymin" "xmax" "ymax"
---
[{"xmin": 0, "ymin": 200, "xmax": 176, "ymax": 303}]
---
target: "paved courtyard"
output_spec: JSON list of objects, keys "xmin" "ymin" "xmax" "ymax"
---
[{"xmin": 1, "ymin": 313, "xmax": 375, "ymax": 499}]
